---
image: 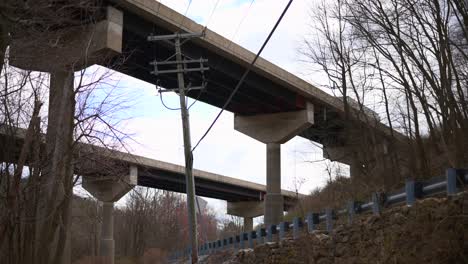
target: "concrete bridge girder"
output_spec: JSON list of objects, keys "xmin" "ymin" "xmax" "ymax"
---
[{"xmin": 234, "ymin": 103, "xmax": 314, "ymax": 226}]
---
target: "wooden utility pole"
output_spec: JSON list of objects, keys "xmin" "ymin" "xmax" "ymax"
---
[{"xmin": 148, "ymin": 32, "xmax": 208, "ymax": 263}]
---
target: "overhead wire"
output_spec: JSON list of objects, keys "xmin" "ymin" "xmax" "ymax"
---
[
  {"xmin": 192, "ymin": 0, "xmax": 294, "ymax": 152},
  {"xmin": 229, "ymin": 0, "xmax": 256, "ymax": 46},
  {"xmin": 188, "ymin": 0, "xmax": 255, "ymax": 110},
  {"xmin": 202, "ymin": 0, "xmax": 221, "ymax": 33},
  {"xmin": 179, "ymin": 0, "xmax": 193, "ymax": 29},
  {"xmin": 159, "ymin": 89, "xmax": 181, "ymax": 110},
  {"xmin": 152, "ymin": 0, "xmax": 194, "ymax": 111},
  {"xmin": 188, "ymin": 0, "xmax": 262, "ymax": 113},
  {"xmin": 183, "ymin": 0, "xmax": 222, "ymax": 110}
]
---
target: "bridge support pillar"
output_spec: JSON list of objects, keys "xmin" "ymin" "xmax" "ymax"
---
[
  {"xmin": 101, "ymin": 202, "xmax": 115, "ymax": 264},
  {"xmin": 243, "ymin": 217, "xmax": 253, "ymax": 232},
  {"xmin": 83, "ymin": 165, "xmax": 137, "ymax": 264},
  {"xmin": 235, "ymin": 103, "xmax": 314, "ymax": 226},
  {"xmin": 227, "ymin": 200, "xmax": 263, "ymax": 231},
  {"xmin": 265, "ymin": 143, "xmax": 283, "ymax": 226}
]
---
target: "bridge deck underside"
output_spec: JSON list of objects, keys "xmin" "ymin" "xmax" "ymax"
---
[
  {"xmin": 110, "ymin": 10, "xmax": 346, "ymax": 146},
  {"xmin": 137, "ymin": 167, "xmax": 297, "ymax": 208},
  {"xmin": 138, "ymin": 168, "xmax": 262, "ymax": 202},
  {"xmin": 0, "ymin": 131, "xmax": 297, "ymax": 207}
]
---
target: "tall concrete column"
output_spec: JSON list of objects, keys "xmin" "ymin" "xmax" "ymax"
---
[
  {"xmin": 235, "ymin": 103, "xmax": 314, "ymax": 226},
  {"xmin": 101, "ymin": 202, "xmax": 115, "ymax": 264},
  {"xmin": 265, "ymin": 143, "xmax": 284, "ymax": 226},
  {"xmin": 83, "ymin": 166, "xmax": 137, "ymax": 264},
  {"xmin": 243, "ymin": 217, "xmax": 253, "ymax": 232}
]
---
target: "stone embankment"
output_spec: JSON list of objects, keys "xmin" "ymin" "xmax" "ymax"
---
[{"xmin": 203, "ymin": 192, "xmax": 468, "ymax": 264}]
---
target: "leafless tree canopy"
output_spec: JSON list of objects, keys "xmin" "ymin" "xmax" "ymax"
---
[{"xmin": 302, "ymin": 0, "xmax": 468, "ymax": 192}]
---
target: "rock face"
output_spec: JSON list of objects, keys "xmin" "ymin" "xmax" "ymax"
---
[{"xmin": 218, "ymin": 193, "xmax": 468, "ymax": 264}]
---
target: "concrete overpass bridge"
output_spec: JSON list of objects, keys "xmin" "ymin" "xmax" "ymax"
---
[
  {"xmin": 7, "ymin": 0, "xmax": 398, "ymax": 252},
  {"xmin": 0, "ymin": 125, "xmax": 301, "ymax": 232}
]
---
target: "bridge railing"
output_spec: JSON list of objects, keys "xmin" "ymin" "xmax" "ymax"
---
[{"xmin": 168, "ymin": 168, "xmax": 468, "ymax": 261}]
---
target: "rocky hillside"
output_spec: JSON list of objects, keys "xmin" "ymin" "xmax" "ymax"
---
[{"xmin": 202, "ymin": 192, "xmax": 468, "ymax": 264}]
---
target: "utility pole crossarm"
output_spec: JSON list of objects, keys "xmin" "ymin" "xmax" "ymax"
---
[
  {"xmin": 147, "ymin": 32, "xmax": 204, "ymax": 41},
  {"xmin": 149, "ymin": 59, "xmax": 208, "ymax": 65},
  {"xmin": 150, "ymin": 67, "xmax": 209, "ymax": 75},
  {"xmin": 159, "ymin": 86, "xmax": 206, "ymax": 93}
]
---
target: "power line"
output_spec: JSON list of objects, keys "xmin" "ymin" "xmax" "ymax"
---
[
  {"xmin": 230, "ymin": 0, "xmax": 256, "ymax": 45},
  {"xmin": 189, "ymin": 0, "xmax": 255, "ymax": 110},
  {"xmin": 192, "ymin": 0, "xmax": 294, "ymax": 152},
  {"xmin": 179, "ymin": 0, "xmax": 193, "ymax": 29},
  {"xmin": 203, "ymin": 0, "xmax": 221, "ymax": 31},
  {"xmin": 182, "ymin": 0, "xmax": 221, "ymax": 110},
  {"xmin": 158, "ymin": 88, "xmax": 181, "ymax": 110}
]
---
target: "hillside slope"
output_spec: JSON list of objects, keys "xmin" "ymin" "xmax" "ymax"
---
[{"xmin": 204, "ymin": 192, "xmax": 468, "ymax": 264}]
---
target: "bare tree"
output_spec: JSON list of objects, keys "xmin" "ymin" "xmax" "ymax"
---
[
  {"xmin": 302, "ymin": 0, "xmax": 404, "ymax": 194},
  {"xmin": 303, "ymin": 0, "xmax": 468, "ymax": 200},
  {"xmin": 0, "ymin": 2, "xmax": 133, "ymax": 263}
]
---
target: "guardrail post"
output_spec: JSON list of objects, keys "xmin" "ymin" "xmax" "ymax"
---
[
  {"xmin": 279, "ymin": 221, "xmax": 289, "ymax": 240},
  {"xmin": 406, "ymin": 180, "xmax": 416, "ymax": 206},
  {"xmin": 372, "ymin": 193, "xmax": 381, "ymax": 215},
  {"xmin": 247, "ymin": 232, "xmax": 253, "ymax": 248},
  {"xmin": 347, "ymin": 201, "xmax": 358, "ymax": 224},
  {"xmin": 325, "ymin": 208, "xmax": 333, "ymax": 232},
  {"xmin": 293, "ymin": 217, "xmax": 302, "ymax": 239},
  {"xmin": 239, "ymin": 233, "xmax": 245, "ymax": 249},
  {"xmin": 405, "ymin": 179, "xmax": 422, "ymax": 206},
  {"xmin": 257, "ymin": 228, "xmax": 265, "ymax": 245},
  {"xmin": 267, "ymin": 225, "xmax": 277, "ymax": 242},
  {"xmin": 307, "ymin": 212, "xmax": 319, "ymax": 233},
  {"xmin": 266, "ymin": 226, "xmax": 272, "ymax": 242},
  {"xmin": 447, "ymin": 168, "xmax": 458, "ymax": 195}
]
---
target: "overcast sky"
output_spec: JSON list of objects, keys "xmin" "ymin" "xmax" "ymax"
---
[{"xmin": 87, "ymin": 0, "xmax": 348, "ymax": 219}]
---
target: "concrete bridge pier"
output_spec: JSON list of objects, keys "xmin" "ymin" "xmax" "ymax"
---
[
  {"xmin": 83, "ymin": 165, "xmax": 138, "ymax": 264},
  {"xmin": 227, "ymin": 200, "xmax": 264, "ymax": 231},
  {"xmin": 234, "ymin": 103, "xmax": 314, "ymax": 226},
  {"xmin": 243, "ymin": 217, "xmax": 254, "ymax": 232},
  {"xmin": 101, "ymin": 201, "xmax": 115, "ymax": 262}
]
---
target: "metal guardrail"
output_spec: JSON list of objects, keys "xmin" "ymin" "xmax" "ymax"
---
[{"xmin": 169, "ymin": 168, "xmax": 468, "ymax": 261}]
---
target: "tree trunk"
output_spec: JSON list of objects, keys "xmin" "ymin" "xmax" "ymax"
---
[{"xmin": 0, "ymin": 24, "xmax": 9, "ymax": 74}]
